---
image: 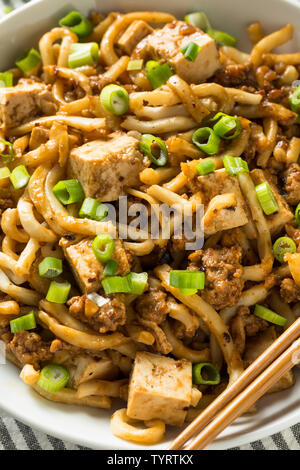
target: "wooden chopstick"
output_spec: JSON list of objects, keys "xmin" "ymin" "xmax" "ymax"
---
[
  {"xmin": 186, "ymin": 337, "xmax": 300, "ymax": 450},
  {"xmin": 169, "ymin": 316, "xmax": 300, "ymax": 450}
]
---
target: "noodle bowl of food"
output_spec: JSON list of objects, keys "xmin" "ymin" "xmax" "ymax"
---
[{"xmin": 0, "ymin": 0, "xmax": 300, "ymax": 450}]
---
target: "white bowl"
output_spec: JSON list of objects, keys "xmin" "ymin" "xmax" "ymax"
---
[{"xmin": 0, "ymin": 0, "xmax": 300, "ymax": 450}]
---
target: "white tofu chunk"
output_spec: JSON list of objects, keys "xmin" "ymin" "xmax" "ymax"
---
[
  {"xmin": 118, "ymin": 20, "xmax": 153, "ymax": 55},
  {"xmin": 197, "ymin": 169, "xmax": 249, "ymax": 235},
  {"xmin": 60, "ymin": 236, "xmax": 131, "ymax": 293},
  {"xmin": 251, "ymin": 169, "xmax": 294, "ymax": 235},
  {"xmin": 0, "ymin": 79, "xmax": 56, "ymax": 128},
  {"xmin": 147, "ymin": 21, "xmax": 220, "ymax": 84},
  {"xmin": 127, "ymin": 351, "xmax": 192, "ymax": 426},
  {"xmin": 68, "ymin": 132, "xmax": 144, "ymax": 202}
]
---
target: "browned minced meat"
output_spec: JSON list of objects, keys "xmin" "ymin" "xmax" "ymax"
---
[
  {"xmin": 8, "ymin": 331, "xmax": 53, "ymax": 369},
  {"xmin": 230, "ymin": 306, "xmax": 268, "ymax": 356},
  {"xmin": 0, "ymin": 198, "xmax": 14, "ymax": 216},
  {"xmin": 280, "ymin": 278, "xmax": 300, "ymax": 303},
  {"xmin": 135, "ymin": 288, "xmax": 169, "ymax": 324},
  {"xmin": 68, "ymin": 295, "xmax": 126, "ymax": 334},
  {"xmin": 0, "ymin": 318, "xmax": 10, "ymax": 341},
  {"xmin": 211, "ymin": 64, "xmax": 257, "ymax": 89},
  {"xmin": 189, "ymin": 246, "xmax": 244, "ymax": 310},
  {"xmin": 284, "ymin": 163, "xmax": 300, "ymax": 205}
]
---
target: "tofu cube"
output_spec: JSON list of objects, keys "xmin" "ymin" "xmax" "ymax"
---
[
  {"xmin": 68, "ymin": 132, "xmax": 144, "ymax": 202},
  {"xmin": 251, "ymin": 169, "xmax": 294, "ymax": 235},
  {"xmin": 197, "ymin": 169, "xmax": 249, "ymax": 235},
  {"xmin": 118, "ymin": 20, "xmax": 153, "ymax": 55},
  {"xmin": 147, "ymin": 21, "xmax": 220, "ymax": 84},
  {"xmin": 60, "ymin": 236, "xmax": 131, "ymax": 293},
  {"xmin": 0, "ymin": 79, "xmax": 56, "ymax": 128},
  {"xmin": 127, "ymin": 351, "xmax": 192, "ymax": 426}
]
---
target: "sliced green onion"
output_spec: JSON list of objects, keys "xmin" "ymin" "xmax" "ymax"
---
[
  {"xmin": 255, "ymin": 182, "xmax": 279, "ymax": 216},
  {"xmin": 68, "ymin": 42, "xmax": 99, "ymax": 68},
  {"xmin": 145, "ymin": 60, "xmax": 159, "ymax": 73},
  {"xmin": 273, "ymin": 237, "xmax": 296, "ymax": 263},
  {"xmin": 196, "ymin": 159, "xmax": 215, "ymax": 176},
  {"xmin": 38, "ymin": 257, "xmax": 63, "ymax": 279},
  {"xmin": 207, "ymin": 28, "xmax": 237, "ymax": 46},
  {"xmin": 223, "ymin": 155, "xmax": 249, "ymax": 175},
  {"xmin": 127, "ymin": 59, "xmax": 144, "ymax": 71},
  {"xmin": 10, "ymin": 165, "xmax": 30, "ymax": 189},
  {"xmin": 16, "ymin": 48, "xmax": 41, "ymax": 74},
  {"xmin": 127, "ymin": 272, "xmax": 148, "ymax": 295},
  {"xmin": 192, "ymin": 127, "xmax": 221, "ymax": 155},
  {"xmin": 4, "ymin": 5, "xmax": 14, "ymax": 14},
  {"xmin": 0, "ymin": 72, "xmax": 13, "ymax": 88},
  {"xmin": 290, "ymin": 85, "xmax": 300, "ymax": 115},
  {"xmin": 213, "ymin": 115, "xmax": 242, "ymax": 140},
  {"xmin": 37, "ymin": 364, "xmax": 70, "ymax": 392},
  {"xmin": 103, "ymin": 260, "xmax": 118, "ymax": 277},
  {"xmin": 59, "ymin": 11, "xmax": 93, "ymax": 39},
  {"xmin": 184, "ymin": 12, "xmax": 211, "ymax": 32},
  {"xmin": 180, "ymin": 42, "xmax": 202, "ymax": 62},
  {"xmin": 53, "ymin": 179, "xmax": 84, "ymax": 205},
  {"xmin": 10, "ymin": 312, "xmax": 36, "ymax": 334},
  {"xmin": 254, "ymin": 304, "xmax": 287, "ymax": 327},
  {"xmin": 102, "ymin": 275, "xmax": 131, "ymax": 294},
  {"xmin": 170, "ymin": 270, "xmax": 205, "ymax": 296},
  {"xmin": 79, "ymin": 198, "xmax": 108, "ymax": 222},
  {"xmin": 146, "ymin": 62, "xmax": 173, "ymax": 89},
  {"xmin": 46, "ymin": 281, "xmax": 71, "ymax": 304},
  {"xmin": 0, "ymin": 167, "xmax": 10, "ymax": 179},
  {"xmin": 102, "ymin": 272, "xmax": 148, "ymax": 295},
  {"xmin": 100, "ymin": 84, "xmax": 129, "ymax": 116},
  {"xmin": 0, "ymin": 138, "xmax": 14, "ymax": 164},
  {"xmin": 92, "ymin": 234, "xmax": 115, "ymax": 263},
  {"xmin": 140, "ymin": 134, "xmax": 168, "ymax": 167},
  {"xmin": 295, "ymin": 203, "xmax": 300, "ymax": 226},
  {"xmin": 192, "ymin": 363, "xmax": 221, "ymax": 385}
]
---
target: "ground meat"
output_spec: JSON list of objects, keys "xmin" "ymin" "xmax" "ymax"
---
[
  {"xmin": 0, "ymin": 198, "xmax": 14, "ymax": 216},
  {"xmin": 135, "ymin": 288, "xmax": 169, "ymax": 324},
  {"xmin": 8, "ymin": 331, "xmax": 53, "ymax": 369},
  {"xmin": 189, "ymin": 246, "xmax": 244, "ymax": 310},
  {"xmin": 284, "ymin": 163, "xmax": 300, "ymax": 205},
  {"xmin": 280, "ymin": 278, "xmax": 300, "ymax": 303},
  {"xmin": 211, "ymin": 63, "xmax": 257, "ymax": 89},
  {"xmin": 68, "ymin": 295, "xmax": 126, "ymax": 334},
  {"xmin": 0, "ymin": 318, "xmax": 10, "ymax": 341},
  {"xmin": 230, "ymin": 306, "xmax": 268, "ymax": 356}
]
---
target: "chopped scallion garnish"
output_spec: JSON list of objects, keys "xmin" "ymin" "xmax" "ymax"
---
[
  {"xmin": 59, "ymin": 11, "xmax": 93, "ymax": 39},
  {"xmin": 16, "ymin": 48, "xmax": 41, "ymax": 74},
  {"xmin": 68, "ymin": 42, "xmax": 99, "ymax": 68},
  {"xmin": 192, "ymin": 127, "xmax": 220, "ymax": 155},
  {"xmin": 53, "ymin": 179, "xmax": 84, "ymax": 205},
  {"xmin": 140, "ymin": 134, "xmax": 168, "ymax": 167},
  {"xmin": 10, "ymin": 165, "xmax": 30, "ymax": 189},
  {"xmin": 100, "ymin": 84, "xmax": 129, "ymax": 116},
  {"xmin": 46, "ymin": 281, "xmax": 71, "ymax": 304},
  {"xmin": 10, "ymin": 312, "xmax": 36, "ymax": 334},
  {"xmin": 192, "ymin": 363, "xmax": 221, "ymax": 385},
  {"xmin": 254, "ymin": 305, "xmax": 287, "ymax": 327},
  {"xmin": 255, "ymin": 182, "xmax": 279, "ymax": 216},
  {"xmin": 273, "ymin": 237, "xmax": 296, "ymax": 263},
  {"xmin": 92, "ymin": 234, "xmax": 115, "ymax": 263},
  {"xmin": 37, "ymin": 364, "xmax": 70, "ymax": 392},
  {"xmin": 38, "ymin": 257, "xmax": 63, "ymax": 279}
]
